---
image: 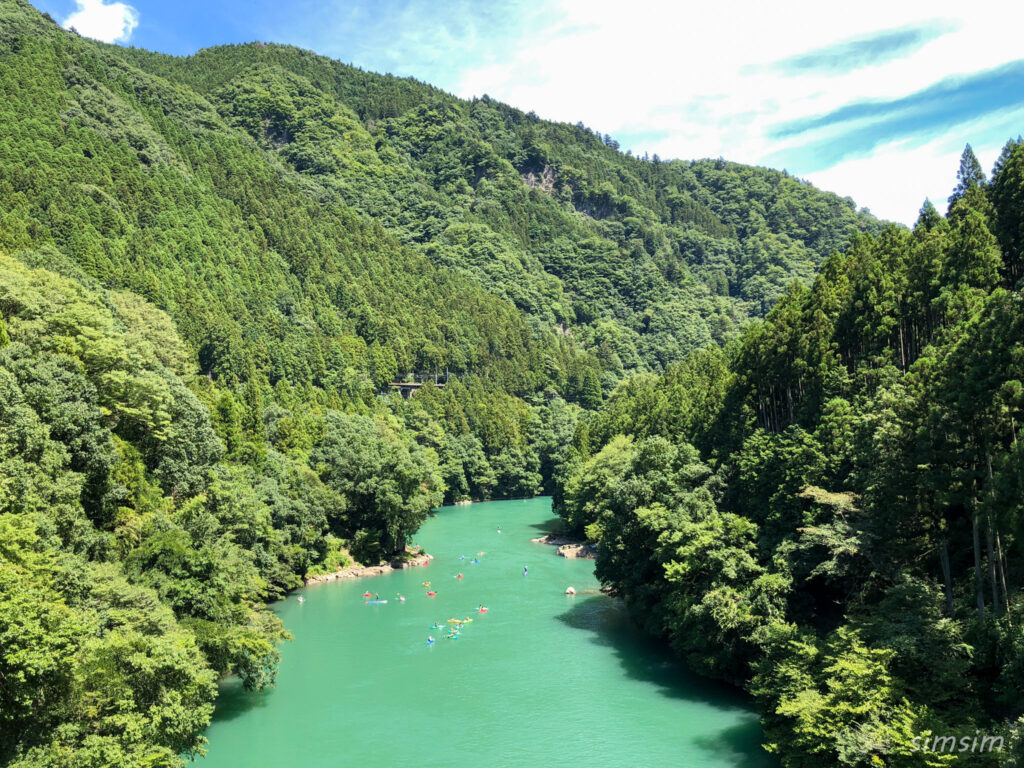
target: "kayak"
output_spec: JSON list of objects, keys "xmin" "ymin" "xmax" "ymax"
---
[
  {"xmin": 366, "ymin": 600, "xmax": 388, "ymax": 604},
  {"xmin": 477, "ymin": 607, "xmax": 488, "ymax": 613},
  {"xmin": 426, "ymin": 591, "xmax": 437, "ymax": 597},
  {"xmin": 361, "ymin": 592, "xmax": 372, "ymax": 598}
]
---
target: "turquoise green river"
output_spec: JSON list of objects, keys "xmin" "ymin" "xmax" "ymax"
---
[{"xmin": 199, "ymin": 498, "xmax": 773, "ymax": 767}]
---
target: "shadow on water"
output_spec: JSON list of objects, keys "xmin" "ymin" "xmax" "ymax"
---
[
  {"xmin": 526, "ymin": 516, "xmax": 566, "ymax": 534},
  {"xmin": 691, "ymin": 719, "xmax": 778, "ymax": 768},
  {"xmin": 555, "ymin": 595, "xmax": 778, "ymax": 768},
  {"xmin": 208, "ymin": 677, "xmax": 273, "ymax": 725}
]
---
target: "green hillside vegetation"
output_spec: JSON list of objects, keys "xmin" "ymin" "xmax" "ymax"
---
[
  {"xmin": 557, "ymin": 143, "xmax": 1024, "ymax": 766},
  {"xmin": 0, "ymin": 0, "xmax": 897, "ymax": 764},
  {"xmin": 126, "ymin": 40, "xmax": 883, "ymax": 372}
]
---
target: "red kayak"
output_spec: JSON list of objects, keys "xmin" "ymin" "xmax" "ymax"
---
[
  {"xmin": 361, "ymin": 592, "xmax": 372, "ymax": 598},
  {"xmin": 426, "ymin": 591, "xmax": 437, "ymax": 597},
  {"xmin": 477, "ymin": 607, "xmax": 488, "ymax": 613}
]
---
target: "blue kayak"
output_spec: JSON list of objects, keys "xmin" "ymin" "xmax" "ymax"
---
[{"xmin": 365, "ymin": 600, "xmax": 388, "ymax": 604}]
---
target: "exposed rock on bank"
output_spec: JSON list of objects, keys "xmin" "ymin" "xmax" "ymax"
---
[
  {"xmin": 556, "ymin": 543, "xmax": 596, "ymax": 560},
  {"xmin": 530, "ymin": 534, "xmax": 597, "ymax": 560},
  {"xmin": 530, "ymin": 534, "xmax": 577, "ymax": 546},
  {"xmin": 304, "ymin": 552, "xmax": 433, "ymax": 585}
]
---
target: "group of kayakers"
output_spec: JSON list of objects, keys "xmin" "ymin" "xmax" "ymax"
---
[
  {"xmin": 426, "ymin": 551, "xmax": 498, "ymax": 644},
  {"xmin": 428, "ymin": 605, "xmax": 489, "ymax": 643},
  {"xmin": 348, "ymin": 533, "xmax": 513, "ymax": 646}
]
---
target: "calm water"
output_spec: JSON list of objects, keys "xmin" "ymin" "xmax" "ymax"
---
[{"xmin": 199, "ymin": 498, "xmax": 773, "ymax": 767}]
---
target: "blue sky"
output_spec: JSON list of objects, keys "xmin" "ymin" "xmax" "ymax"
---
[{"xmin": 33, "ymin": 0, "xmax": 1024, "ymax": 225}]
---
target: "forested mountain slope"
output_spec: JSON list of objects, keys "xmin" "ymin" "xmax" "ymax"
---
[
  {"xmin": 0, "ymin": 0, "xmax": 890, "ymax": 764},
  {"xmin": 125, "ymin": 41, "xmax": 883, "ymax": 371},
  {"xmin": 556, "ymin": 144, "xmax": 1024, "ymax": 766}
]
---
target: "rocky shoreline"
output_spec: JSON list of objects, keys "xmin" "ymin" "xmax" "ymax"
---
[
  {"xmin": 304, "ymin": 552, "xmax": 433, "ymax": 585},
  {"xmin": 530, "ymin": 533, "xmax": 597, "ymax": 560}
]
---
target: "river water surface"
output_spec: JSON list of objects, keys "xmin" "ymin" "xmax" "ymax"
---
[{"xmin": 199, "ymin": 498, "xmax": 773, "ymax": 767}]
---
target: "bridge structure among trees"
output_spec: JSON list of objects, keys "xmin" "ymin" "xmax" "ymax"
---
[{"xmin": 387, "ymin": 369, "xmax": 450, "ymax": 398}]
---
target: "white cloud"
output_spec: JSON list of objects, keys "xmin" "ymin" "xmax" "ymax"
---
[
  {"xmin": 447, "ymin": 0, "xmax": 1024, "ymax": 223},
  {"xmin": 63, "ymin": 0, "xmax": 139, "ymax": 44},
  {"xmin": 798, "ymin": 105, "xmax": 1024, "ymax": 224}
]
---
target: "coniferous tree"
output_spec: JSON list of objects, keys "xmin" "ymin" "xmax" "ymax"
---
[
  {"xmin": 990, "ymin": 137, "xmax": 1024, "ymax": 282},
  {"xmin": 947, "ymin": 143, "xmax": 989, "ymax": 221}
]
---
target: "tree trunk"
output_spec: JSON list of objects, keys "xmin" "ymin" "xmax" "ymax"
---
[
  {"xmin": 997, "ymin": 530, "xmax": 1012, "ymax": 628},
  {"xmin": 986, "ymin": 515, "xmax": 1000, "ymax": 614},
  {"xmin": 771, "ymin": 386, "xmax": 780, "ymax": 433},
  {"xmin": 939, "ymin": 534, "xmax": 955, "ymax": 619},
  {"xmin": 985, "ymin": 453, "xmax": 1000, "ymax": 613},
  {"xmin": 898, "ymin": 323, "xmax": 906, "ymax": 371},
  {"xmin": 973, "ymin": 503, "xmax": 986, "ymax": 618}
]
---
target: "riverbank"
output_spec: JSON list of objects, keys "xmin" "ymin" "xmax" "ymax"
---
[
  {"xmin": 531, "ymin": 533, "xmax": 597, "ymax": 560},
  {"xmin": 304, "ymin": 551, "xmax": 433, "ymax": 585}
]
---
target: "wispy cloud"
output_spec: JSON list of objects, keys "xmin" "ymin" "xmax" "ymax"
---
[
  {"xmin": 63, "ymin": 0, "xmax": 138, "ymax": 43},
  {"xmin": 766, "ymin": 60, "xmax": 1024, "ymax": 169},
  {"xmin": 769, "ymin": 23, "xmax": 956, "ymax": 75},
  {"xmin": 800, "ymin": 107, "xmax": 1024, "ymax": 219},
  {"xmin": 770, "ymin": 60, "xmax": 1024, "ymax": 143},
  {"xmin": 436, "ymin": 0, "xmax": 1024, "ymax": 223}
]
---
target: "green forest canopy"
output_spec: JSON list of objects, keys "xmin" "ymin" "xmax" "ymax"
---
[
  {"xmin": 4, "ymin": 0, "xmax": 1017, "ymax": 765},
  {"xmin": 556, "ymin": 143, "xmax": 1024, "ymax": 766}
]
